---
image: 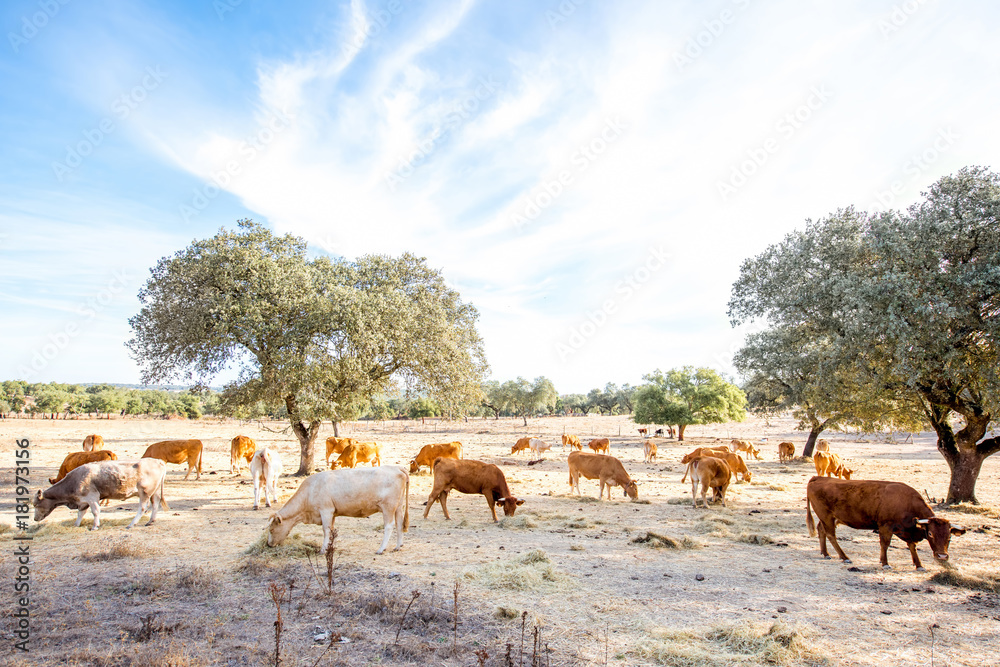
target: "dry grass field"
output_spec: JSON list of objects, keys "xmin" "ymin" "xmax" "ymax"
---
[{"xmin": 1, "ymin": 415, "xmax": 998, "ymax": 666}]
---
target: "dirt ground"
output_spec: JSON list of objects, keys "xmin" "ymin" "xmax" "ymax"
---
[{"xmin": 1, "ymin": 415, "xmax": 998, "ymax": 666}]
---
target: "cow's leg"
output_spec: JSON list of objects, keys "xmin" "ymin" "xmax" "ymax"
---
[
  {"xmin": 321, "ymin": 510, "xmax": 336, "ymax": 552},
  {"xmin": 438, "ymin": 491, "xmax": 451, "ymax": 520},
  {"xmin": 376, "ymin": 505, "xmax": 394, "ymax": 554},
  {"xmin": 128, "ymin": 495, "xmax": 147, "ymax": 529},
  {"xmin": 146, "ymin": 487, "xmax": 160, "ymax": 526},
  {"xmin": 719, "ymin": 484, "xmax": 728, "ymax": 508},
  {"xmin": 393, "ymin": 500, "xmax": 406, "ymax": 551},
  {"xmin": 824, "ymin": 522, "xmax": 851, "ymax": 563},
  {"xmin": 422, "ymin": 488, "xmax": 439, "ymax": 519},
  {"xmin": 75, "ymin": 507, "xmax": 87, "ymax": 527},
  {"xmin": 907, "ymin": 542, "xmax": 925, "ymax": 571},
  {"xmin": 691, "ymin": 476, "xmax": 699, "ymax": 508},
  {"xmin": 485, "ymin": 493, "xmax": 499, "ymax": 522},
  {"xmin": 700, "ymin": 482, "xmax": 709, "ymax": 509},
  {"xmin": 88, "ymin": 499, "xmax": 102, "ymax": 530},
  {"xmin": 878, "ymin": 525, "xmax": 895, "ymax": 569},
  {"xmin": 265, "ymin": 477, "xmax": 275, "ymax": 508},
  {"xmin": 253, "ymin": 474, "xmax": 262, "ymax": 510}
]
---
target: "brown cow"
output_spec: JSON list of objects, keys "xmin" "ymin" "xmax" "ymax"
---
[
  {"xmin": 82, "ymin": 435, "xmax": 104, "ymax": 452},
  {"xmin": 702, "ymin": 450, "xmax": 752, "ymax": 483},
  {"xmin": 567, "ymin": 451, "xmax": 638, "ymax": 500},
  {"xmin": 731, "ymin": 439, "xmax": 762, "ymax": 460},
  {"xmin": 231, "ymin": 435, "xmax": 256, "ymax": 474},
  {"xmin": 511, "ymin": 437, "xmax": 533, "ymax": 455},
  {"xmin": 423, "ymin": 458, "xmax": 523, "ymax": 522},
  {"xmin": 806, "ymin": 476, "xmax": 966, "ymax": 570},
  {"xmin": 561, "ymin": 434, "xmax": 582, "ymax": 450},
  {"xmin": 778, "ymin": 441, "xmax": 795, "ymax": 461},
  {"xmin": 687, "ymin": 457, "xmax": 732, "ymax": 508},
  {"xmin": 325, "ymin": 437, "xmax": 357, "ymax": 465},
  {"xmin": 142, "ymin": 440, "xmax": 203, "ymax": 480},
  {"xmin": 588, "ymin": 438, "xmax": 610, "ymax": 454},
  {"xmin": 50, "ymin": 450, "xmax": 118, "ymax": 484},
  {"xmin": 814, "ymin": 451, "xmax": 853, "ymax": 479},
  {"xmin": 642, "ymin": 439, "xmax": 657, "ymax": 463},
  {"xmin": 680, "ymin": 447, "xmax": 731, "ymax": 481},
  {"xmin": 409, "ymin": 442, "xmax": 462, "ymax": 473},
  {"xmin": 637, "ymin": 427, "xmax": 648, "ymax": 437},
  {"xmin": 333, "ymin": 442, "xmax": 381, "ymax": 469}
]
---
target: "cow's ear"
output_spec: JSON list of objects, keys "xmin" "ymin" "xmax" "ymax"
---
[
  {"xmin": 269, "ymin": 514, "xmax": 280, "ymax": 525},
  {"xmin": 516, "ymin": 499, "xmax": 525, "ymax": 506},
  {"xmin": 34, "ymin": 489, "xmax": 42, "ymax": 502},
  {"xmin": 950, "ymin": 525, "xmax": 966, "ymax": 535}
]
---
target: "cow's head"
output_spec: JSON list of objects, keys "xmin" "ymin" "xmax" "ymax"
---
[
  {"xmin": 510, "ymin": 445, "xmax": 520, "ymax": 455},
  {"xmin": 107, "ymin": 451, "xmax": 118, "ymax": 460},
  {"xmin": 32, "ymin": 489, "xmax": 56, "ymax": 522},
  {"xmin": 623, "ymin": 479, "xmax": 639, "ymax": 500},
  {"xmin": 408, "ymin": 459, "xmax": 420, "ymax": 474},
  {"xmin": 266, "ymin": 513, "xmax": 292, "ymax": 547},
  {"xmin": 498, "ymin": 496, "xmax": 524, "ymax": 517},
  {"xmin": 840, "ymin": 467, "xmax": 854, "ymax": 480},
  {"xmin": 680, "ymin": 452, "xmax": 696, "ymax": 465},
  {"xmin": 743, "ymin": 469, "xmax": 753, "ymax": 484},
  {"xmin": 916, "ymin": 517, "xmax": 965, "ymax": 561}
]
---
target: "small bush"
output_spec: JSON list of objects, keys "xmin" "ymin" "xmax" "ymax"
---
[
  {"xmin": 464, "ymin": 549, "xmax": 572, "ymax": 592},
  {"xmin": 244, "ymin": 530, "xmax": 321, "ymax": 558},
  {"xmin": 81, "ymin": 535, "xmax": 154, "ymax": 562},
  {"xmin": 498, "ymin": 515, "xmax": 537, "ymax": 530},
  {"xmin": 738, "ymin": 533, "xmax": 775, "ymax": 546},
  {"xmin": 631, "ymin": 620, "xmax": 830, "ymax": 666},
  {"xmin": 632, "ymin": 532, "xmax": 702, "ymax": 550},
  {"xmin": 930, "ymin": 566, "xmax": 1000, "ymax": 593}
]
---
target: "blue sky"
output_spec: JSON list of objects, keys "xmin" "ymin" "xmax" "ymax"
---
[{"xmin": 1, "ymin": 0, "xmax": 998, "ymax": 393}]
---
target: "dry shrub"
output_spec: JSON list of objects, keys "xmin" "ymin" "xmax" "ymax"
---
[
  {"xmin": 930, "ymin": 565, "xmax": 1000, "ymax": 593},
  {"xmin": 564, "ymin": 517, "xmax": 592, "ymax": 529},
  {"xmin": 752, "ymin": 481, "xmax": 792, "ymax": 491},
  {"xmin": 0, "ymin": 522, "xmax": 12, "ymax": 534},
  {"xmin": 495, "ymin": 606, "xmax": 521, "ymax": 619},
  {"xmin": 81, "ymin": 535, "xmax": 154, "ymax": 562},
  {"xmin": 175, "ymin": 565, "xmax": 221, "ymax": 596},
  {"xmin": 631, "ymin": 498, "xmax": 652, "ymax": 505},
  {"xmin": 234, "ymin": 556, "xmax": 273, "ymax": 577},
  {"xmin": 738, "ymin": 533, "xmax": 775, "ymax": 546},
  {"xmin": 498, "ymin": 515, "xmax": 537, "ymax": 530},
  {"xmin": 697, "ymin": 515, "xmax": 736, "ymax": 537},
  {"xmin": 632, "ymin": 532, "xmax": 702, "ymax": 550},
  {"xmin": 464, "ymin": 549, "xmax": 572, "ymax": 592},
  {"xmin": 569, "ymin": 544, "xmax": 586, "ymax": 551},
  {"xmin": 666, "ymin": 496, "xmax": 692, "ymax": 505},
  {"xmin": 244, "ymin": 530, "xmax": 321, "ymax": 558},
  {"xmin": 943, "ymin": 503, "xmax": 1000, "ymax": 519},
  {"xmin": 631, "ymin": 620, "xmax": 830, "ymax": 666}
]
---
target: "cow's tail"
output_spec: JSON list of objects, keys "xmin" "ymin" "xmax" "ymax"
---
[
  {"xmin": 681, "ymin": 461, "xmax": 692, "ymax": 483},
  {"xmin": 197, "ymin": 444, "xmax": 203, "ymax": 477},
  {"xmin": 158, "ymin": 467, "xmax": 170, "ymax": 510},
  {"xmin": 403, "ymin": 472, "xmax": 410, "ymax": 532},
  {"xmin": 806, "ymin": 494, "xmax": 816, "ymax": 537}
]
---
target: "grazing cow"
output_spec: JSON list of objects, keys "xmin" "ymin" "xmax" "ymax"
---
[
  {"xmin": 588, "ymin": 438, "xmax": 610, "ymax": 454},
  {"xmin": 687, "ymin": 457, "xmax": 732, "ymax": 509},
  {"xmin": 251, "ymin": 447, "xmax": 283, "ymax": 510},
  {"xmin": 33, "ymin": 459, "xmax": 168, "ymax": 530},
  {"xmin": 814, "ymin": 451, "xmax": 853, "ymax": 480},
  {"xmin": 701, "ymin": 450, "xmax": 752, "ymax": 483},
  {"xmin": 680, "ymin": 447, "xmax": 731, "ymax": 481},
  {"xmin": 561, "ymin": 434, "xmax": 582, "ymax": 450},
  {"xmin": 409, "ymin": 442, "xmax": 462, "ymax": 473},
  {"xmin": 637, "ymin": 428, "xmax": 648, "ymax": 437},
  {"xmin": 806, "ymin": 476, "xmax": 966, "ymax": 570},
  {"xmin": 643, "ymin": 439, "xmax": 657, "ymax": 463},
  {"xmin": 325, "ymin": 437, "xmax": 357, "ymax": 465},
  {"xmin": 142, "ymin": 440, "xmax": 203, "ymax": 480},
  {"xmin": 528, "ymin": 438, "xmax": 552, "ymax": 457},
  {"xmin": 82, "ymin": 435, "xmax": 104, "ymax": 451},
  {"xmin": 567, "ymin": 451, "xmax": 638, "ymax": 500},
  {"xmin": 815, "ymin": 439, "xmax": 830, "ymax": 453},
  {"xmin": 332, "ymin": 441, "xmax": 381, "ymax": 469},
  {"xmin": 731, "ymin": 439, "xmax": 762, "ymax": 460},
  {"xmin": 423, "ymin": 458, "xmax": 523, "ymax": 522},
  {"xmin": 778, "ymin": 441, "xmax": 795, "ymax": 461},
  {"xmin": 231, "ymin": 435, "xmax": 256, "ymax": 474},
  {"xmin": 511, "ymin": 437, "xmax": 533, "ymax": 455},
  {"xmin": 654, "ymin": 428, "xmax": 665, "ymax": 437},
  {"xmin": 267, "ymin": 466, "xmax": 409, "ymax": 554},
  {"xmin": 50, "ymin": 450, "xmax": 118, "ymax": 485}
]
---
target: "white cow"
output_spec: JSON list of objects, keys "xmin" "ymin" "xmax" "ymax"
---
[
  {"xmin": 33, "ymin": 459, "xmax": 168, "ymax": 530},
  {"xmin": 250, "ymin": 447, "xmax": 283, "ymax": 510},
  {"xmin": 267, "ymin": 466, "xmax": 409, "ymax": 554},
  {"xmin": 528, "ymin": 438, "xmax": 552, "ymax": 456}
]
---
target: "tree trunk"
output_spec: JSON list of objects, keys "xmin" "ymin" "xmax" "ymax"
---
[
  {"xmin": 332, "ymin": 421, "xmax": 340, "ymax": 437},
  {"xmin": 802, "ymin": 427, "xmax": 823, "ymax": 458},
  {"xmin": 522, "ymin": 414, "xmax": 528, "ymax": 427},
  {"xmin": 676, "ymin": 424, "xmax": 686, "ymax": 441},
  {"xmin": 941, "ymin": 447, "xmax": 986, "ymax": 504},
  {"xmin": 926, "ymin": 403, "xmax": 999, "ymax": 504},
  {"xmin": 286, "ymin": 394, "xmax": 321, "ymax": 476}
]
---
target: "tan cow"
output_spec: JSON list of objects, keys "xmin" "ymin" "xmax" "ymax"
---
[
  {"xmin": 561, "ymin": 434, "xmax": 582, "ymax": 450},
  {"xmin": 588, "ymin": 438, "xmax": 610, "ymax": 454},
  {"xmin": 688, "ymin": 457, "xmax": 732, "ymax": 508},
  {"xmin": 82, "ymin": 435, "xmax": 104, "ymax": 452},
  {"xmin": 680, "ymin": 447, "xmax": 731, "ymax": 481},
  {"xmin": 231, "ymin": 435, "xmax": 256, "ymax": 474},
  {"xmin": 511, "ymin": 437, "xmax": 533, "ymax": 455},
  {"xmin": 643, "ymin": 439, "xmax": 657, "ymax": 463},
  {"xmin": 815, "ymin": 439, "xmax": 830, "ymax": 452},
  {"xmin": 731, "ymin": 439, "xmax": 762, "ymax": 460},
  {"xmin": 702, "ymin": 450, "xmax": 752, "ymax": 483},
  {"xmin": 409, "ymin": 442, "xmax": 462, "ymax": 473},
  {"xmin": 814, "ymin": 451, "xmax": 853, "ymax": 480},
  {"xmin": 50, "ymin": 450, "xmax": 118, "ymax": 484},
  {"xmin": 332, "ymin": 441, "xmax": 381, "ymax": 469},
  {"xmin": 778, "ymin": 441, "xmax": 795, "ymax": 461},
  {"xmin": 424, "ymin": 458, "xmax": 523, "ymax": 522},
  {"xmin": 142, "ymin": 440, "xmax": 203, "ymax": 480},
  {"xmin": 325, "ymin": 437, "xmax": 357, "ymax": 465},
  {"xmin": 567, "ymin": 451, "xmax": 638, "ymax": 500}
]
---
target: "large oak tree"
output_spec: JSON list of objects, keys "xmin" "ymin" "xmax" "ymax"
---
[{"xmin": 128, "ymin": 220, "xmax": 488, "ymax": 475}]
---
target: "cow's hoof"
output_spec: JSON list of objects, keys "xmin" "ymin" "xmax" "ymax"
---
[
  {"xmin": 882, "ymin": 565, "xmax": 892, "ymax": 571},
  {"xmin": 392, "ymin": 546, "xmax": 402, "ymax": 552},
  {"xmin": 916, "ymin": 567, "xmax": 926, "ymax": 572},
  {"xmin": 145, "ymin": 520, "xmax": 155, "ymax": 527},
  {"xmin": 375, "ymin": 550, "xmax": 385, "ymax": 556},
  {"xmin": 90, "ymin": 526, "xmax": 99, "ymax": 531},
  {"xmin": 253, "ymin": 506, "xmax": 259, "ymax": 511},
  {"xmin": 842, "ymin": 559, "xmax": 852, "ymax": 564},
  {"xmin": 823, "ymin": 555, "xmax": 831, "ymax": 560}
]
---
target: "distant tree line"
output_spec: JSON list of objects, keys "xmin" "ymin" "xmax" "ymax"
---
[{"xmin": 0, "ymin": 380, "xmax": 219, "ymax": 420}]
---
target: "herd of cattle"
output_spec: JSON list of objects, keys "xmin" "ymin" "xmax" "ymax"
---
[{"xmin": 31, "ymin": 431, "xmax": 966, "ymax": 571}]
